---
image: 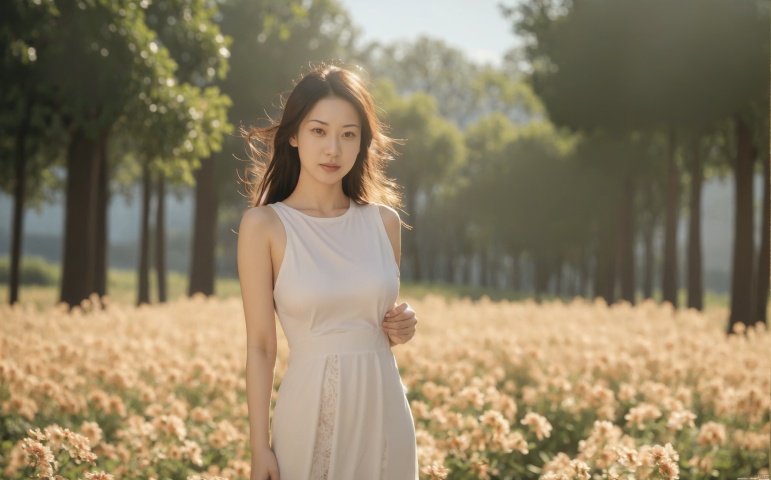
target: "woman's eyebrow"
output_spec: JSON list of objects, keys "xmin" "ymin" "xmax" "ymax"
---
[{"xmin": 308, "ymin": 119, "xmax": 360, "ymax": 128}]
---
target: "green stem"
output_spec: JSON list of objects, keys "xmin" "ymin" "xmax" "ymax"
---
[{"xmin": 17, "ymin": 459, "xmax": 37, "ymax": 480}]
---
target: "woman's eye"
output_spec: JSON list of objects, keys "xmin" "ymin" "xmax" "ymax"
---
[
  {"xmin": 312, "ymin": 128, "xmax": 325, "ymax": 135},
  {"xmin": 343, "ymin": 132, "xmax": 356, "ymax": 138}
]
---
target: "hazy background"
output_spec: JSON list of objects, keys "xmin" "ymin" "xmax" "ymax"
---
[
  {"xmin": 1, "ymin": 0, "xmax": 768, "ymax": 328},
  {"xmin": 0, "ymin": 0, "xmax": 762, "ymax": 293}
]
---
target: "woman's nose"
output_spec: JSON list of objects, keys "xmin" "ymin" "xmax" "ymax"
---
[{"xmin": 325, "ymin": 136, "xmax": 341, "ymax": 156}]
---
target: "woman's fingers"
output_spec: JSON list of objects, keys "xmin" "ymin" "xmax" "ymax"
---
[
  {"xmin": 383, "ymin": 317, "xmax": 417, "ymax": 331},
  {"xmin": 383, "ymin": 303, "xmax": 418, "ymax": 345},
  {"xmin": 385, "ymin": 302, "xmax": 410, "ymax": 318},
  {"xmin": 384, "ymin": 308, "xmax": 415, "ymax": 324}
]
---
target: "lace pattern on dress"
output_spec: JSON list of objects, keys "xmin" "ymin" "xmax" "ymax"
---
[
  {"xmin": 310, "ymin": 354, "xmax": 339, "ymax": 480},
  {"xmin": 380, "ymin": 436, "xmax": 388, "ymax": 479}
]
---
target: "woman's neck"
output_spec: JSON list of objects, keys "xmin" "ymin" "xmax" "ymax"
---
[{"xmin": 284, "ymin": 173, "xmax": 348, "ymax": 213}]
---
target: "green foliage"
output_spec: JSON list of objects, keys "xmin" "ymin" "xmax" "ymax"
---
[
  {"xmin": 362, "ymin": 35, "xmax": 544, "ymax": 129},
  {"xmin": 145, "ymin": 0, "xmax": 231, "ymax": 84},
  {"xmin": 510, "ymin": 0, "xmax": 769, "ymax": 132},
  {"xmin": 471, "ymin": 67, "xmax": 545, "ymax": 124},
  {"xmin": 1, "ymin": 0, "xmax": 234, "ymax": 210},
  {"xmin": 0, "ymin": 0, "xmax": 67, "ymax": 204},
  {"xmin": 219, "ymin": 0, "xmax": 359, "ymax": 127},
  {"xmin": 0, "ymin": 255, "xmax": 58, "ymax": 286},
  {"xmin": 461, "ymin": 112, "xmax": 589, "ymax": 257},
  {"xmin": 363, "ymin": 36, "xmax": 481, "ymax": 126},
  {"xmin": 111, "ymin": 0, "xmax": 233, "ymax": 188},
  {"xmin": 373, "ymin": 79, "xmax": 466, "ymax": 193},
  {"xmin": 213, "ymin": 0, "xmax": 362, "ymax": 263}
]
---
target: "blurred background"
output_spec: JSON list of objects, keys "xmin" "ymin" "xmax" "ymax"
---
[{"xmin": 0, "ymin": 0, "xmax": 768, "ymax": 332}]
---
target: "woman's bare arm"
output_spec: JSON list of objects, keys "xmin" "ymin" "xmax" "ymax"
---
[
  {"xmin": 378, "ymin": 204, "xmax": 401, "ymax": 274},
  {"xmin": 378, "ymin": 205, "xmax": 418, "ymax": 346},
  {"xmin": 238, "ymin": 207, "xmax": 280, "ymax": 464}
]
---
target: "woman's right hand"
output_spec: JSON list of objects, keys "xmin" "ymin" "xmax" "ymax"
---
[{"xmin": 251, "ymin": 447, "xmax": 280, "ymax": 480}]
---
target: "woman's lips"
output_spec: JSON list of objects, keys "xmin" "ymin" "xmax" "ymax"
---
[{"xmin": 320, "ymin": 164, "xmax": 340, "ymax": 172}]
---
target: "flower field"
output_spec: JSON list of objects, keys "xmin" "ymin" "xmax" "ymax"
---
[{"xmin": 1, "ymin": 293, "xmax": 768, "ymax": 479}]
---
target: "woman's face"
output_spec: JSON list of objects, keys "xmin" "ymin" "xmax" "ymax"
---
[{"xmin": 290, "ymin": 96, "xmax": 361, "ymax": 186}]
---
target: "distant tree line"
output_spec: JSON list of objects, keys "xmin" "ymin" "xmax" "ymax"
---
[
  {"xmin": 363, "ymin": 0, "xmax": 769, "ymax": 332},
  {"xmin": 1, "ymin": 0, "xmax": 767, "ymax": 333}
]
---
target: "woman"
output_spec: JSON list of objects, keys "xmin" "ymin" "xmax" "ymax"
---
[{"xmin": 237, "ymin": 64, "xmax": 419, "ymax": 480}]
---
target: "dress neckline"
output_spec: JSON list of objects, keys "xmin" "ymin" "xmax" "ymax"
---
[{"xmin": 277, "ymin": 196, "xmax": 354, "ymax": 222}]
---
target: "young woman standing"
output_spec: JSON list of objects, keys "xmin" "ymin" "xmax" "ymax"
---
[{"xmin": 238, "ymin": 65, "xmax": 419, "ymax": 480}]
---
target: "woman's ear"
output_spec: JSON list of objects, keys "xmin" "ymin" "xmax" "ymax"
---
[{"xmin": 289, "ymin": 135, "xmax": 298, "ymax": 147}]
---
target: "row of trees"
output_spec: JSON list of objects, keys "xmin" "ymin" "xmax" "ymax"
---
[
  {"xmin": 1, "ymin": 0, "xmax": 355, "ymax": 306},
  {"xmin": 509, "ymin": 0, "xmax": 770, "ymax": 333},
  {"xmin": 385, "ymin": 0, "xmax": 768, "ymax": 332},
  {"xmin": 2, "ymin": 0, "xmax": 768, "ymax": 332},
  {"xmin": 1, "ymin": 0, "xmax": 232, "ymax": 307}
]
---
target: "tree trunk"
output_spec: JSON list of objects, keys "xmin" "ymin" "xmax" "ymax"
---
[
  {"xmin": 60, "ymin": 129, "xmax": 106, "ymax": 308},
  {"xmin": 618, "ymin": 174, "xmax": 636, "ymax": 304},
  {"xmin": 755, "ymin": 148, "xmax": 770, "ymax": 326},
  {"xmin": 533, "ymin": 255, "xmax": 549, "ymax": 303},
  {"xmin": 480, "ymin": 247, "xmax": 490, "ymax": 287},
  {"xmin": 728, "ymin": 115, "xmax": 755, "ymax": 333},
  {"xmin": 93, "ymin": 137, "xmax": 109, "ymax": 304},
  {"xmin": 554, "ymin": 255, "xmax": 563, "ymax": 297},
  {"xmin": 462, "ymin": 250, "xmax": 472, "ymax": 285},
  {"xmin": 594, "ymin": 222, "xmax": 615, "ymax": 303},
  {"xmin": 581, "ymin": 250, "xmax": 591, "ymax": 297},
  {"xmin": 430, "ymin": 240, "xmax": 441, "ymax": 282},
  {"xmin": 155, "ymin": 174, "xmax": 167, "ymax": 303},
  {"xmin": 447, "ymin": 242, "xmax": 458, "ymax": 284},
  {"xmin": 189, "ymin": 156, "xmax": 218, "ymax": 296},
  {"xmin": 511, "ymin": 253, "xmax": 521, "ymax": 291},
  {"xmin": 687, "ymin": 136, "xmax": 704, "ymax": 311},
  {"xmin": 642, "ymin": 215, "xmax": 655, "ymax": 300},
  {"xmin": 137, "ymin": 162, "xmax": 152, "ymax": 306},
  {"xmin": 9, "ymin": 97, "xmax": 31, "ymax": 305},
  {"xmin": 405, "ymin": 181, "xmax": 422, "ymax": 281},
  {"xmin": 662, "ymin": 128, "xmax": 680, "ymax": 307},
  {"xmin": 641, "ymin": 175, "xmax": 657, "ymax": 300},
  {"xmin": 576, "ymin": 251, "xmax": 587, "ymax": 298}
]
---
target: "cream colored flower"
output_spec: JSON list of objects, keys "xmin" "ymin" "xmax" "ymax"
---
[
  {"xmin": 666, "ymin": 409, "xmax": 696, "ymax": 431},
  {"xmin": 80, "ymin": 421, "xmax": 103, "ymax": 446},
  {"xmin": 697, "ymin": 421, "xmax": 727, "ymax": 447},
  {"xmin": 521, "ymin": 412, "xmax": 552, "ymax": 441},
  {"xmin": 85, "ymin": 472, "xmax": 115, "ymax": 480}
]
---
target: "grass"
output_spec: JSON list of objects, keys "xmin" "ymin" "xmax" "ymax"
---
[
  {"xmin": 0, "ymin": 264, "xmax": 735, "ymax": 315},
  {"xmin": 401, "ymin": 280, "xmax": 732, "ymax": 310},
  {"xmin": 0, "ymin": 268, "xmax": 242, "ymax": 311},
  {"xmin": 0, "ymin": 254, "xmax": 739, "ymax": 312}
]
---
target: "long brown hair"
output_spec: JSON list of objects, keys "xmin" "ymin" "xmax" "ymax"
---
[{"xmin": 242, "ymin": 64, "xmax": 403, "ymax": 213}]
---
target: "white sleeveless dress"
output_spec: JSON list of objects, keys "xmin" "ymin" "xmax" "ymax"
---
[{"xmin": 268, "ymin": 196, "xmax": 418, "ymax": 480}]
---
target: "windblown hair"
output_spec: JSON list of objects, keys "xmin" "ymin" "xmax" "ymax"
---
[{"xmin": 242, "ymin": 64, "xmax": 403, "ymax": 213}]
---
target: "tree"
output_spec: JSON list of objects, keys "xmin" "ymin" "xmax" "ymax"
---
[
  {"xmin": 122, "ymin": 82, "xmax": 230, "ymax": 306},
  {"xmin": 185, "ymin": 0, "xmax": 360, "ymax": 295},
  {"xmin": 362, "ymin": 36, "xmax": 479, "ymax": 127},
  {"xmin": 754, "ymin": 127, "xmax": 770, "ymax": 325},
  {"xmin": 0, "ymin": 0, "xmax": 64, "ymax": 305},
  {"xmin": 470, "ymin": 66, "xmax": 545, "ymax": 125},
  {"xmin": 3, "ymin": 0, "xmax": 233, "ymax": 308},
  {"xmin": 505, "ymin": 0, "xmax": 769, "ymax": 319},
  {"xmin": 374, "ymin": 80, "xmax": 466, "ymax": 280},
  {"xmin": 133, "ymin": 0, "xmax": 232, "ymax": 304}
]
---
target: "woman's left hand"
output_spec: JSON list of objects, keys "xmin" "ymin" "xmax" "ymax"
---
[{"xmin": 382, "ymin": 302, "xmax": 417, "ymax": 346}]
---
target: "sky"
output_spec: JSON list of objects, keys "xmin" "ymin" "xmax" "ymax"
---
[{"xmin": 336, "ymin": 0, "xmax": 520, "ymax": 66}]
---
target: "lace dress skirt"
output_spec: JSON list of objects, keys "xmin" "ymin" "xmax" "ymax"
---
[{"xmin": 270, "ymin": 329, "xmax": 417, "ymax": 480}]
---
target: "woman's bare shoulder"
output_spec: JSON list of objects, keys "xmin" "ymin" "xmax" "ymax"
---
[
  {"xmin": 239, "ymin": 204, "xmax": 281, "ymax": 237},
  {"xmin": 375, "ymin": 203, "xmax": 401, "ymax": 228}
]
